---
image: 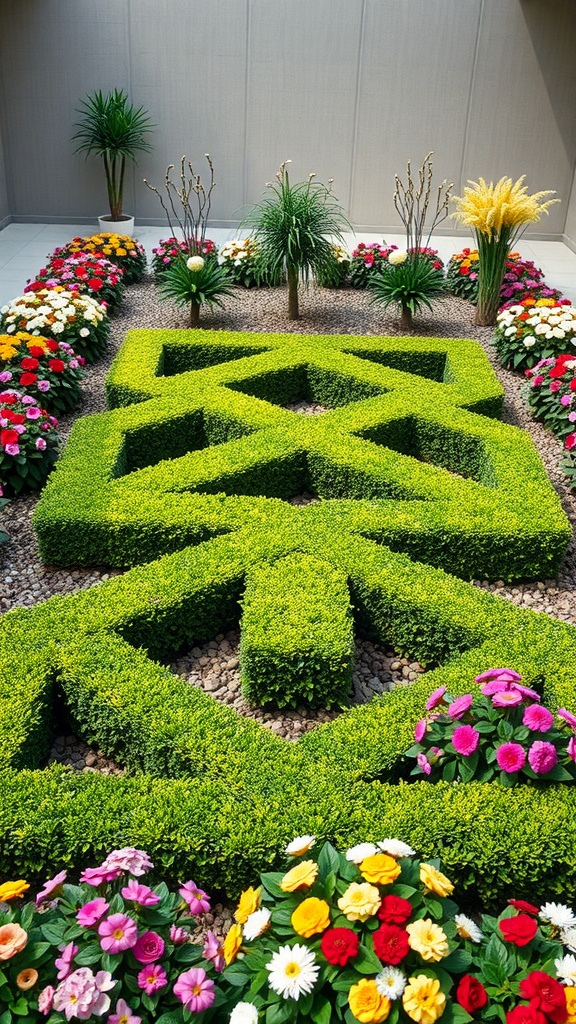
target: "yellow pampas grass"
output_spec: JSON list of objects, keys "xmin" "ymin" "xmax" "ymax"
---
[{"xmin": 452, "ymin": 176, "xmax": 558, "ymax": 239}]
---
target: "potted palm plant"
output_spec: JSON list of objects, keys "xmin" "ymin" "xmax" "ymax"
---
[{"xmin": 72, "ymin": 89, "xmax": 154, "ymax": 236}]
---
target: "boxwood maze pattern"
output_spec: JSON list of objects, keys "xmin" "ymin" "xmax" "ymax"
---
[{"xmin": 1, "ymin": 329, "xmax": 575, "ymax": 902}]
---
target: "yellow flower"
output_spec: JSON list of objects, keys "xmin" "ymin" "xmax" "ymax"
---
[
  {"xmin": 420, "ymin": 864, "xmax": 453, "ymax": 898},
  {"xmin": 0, "ymin": 880, "xmax": 30, "ymax": 901},
  {"xmin": 349, "ymin": 978, "xmax": 391, "ymax": 1023},
  {"xmin": 222, "ymin": 922, "xmax": 242, "ymax": 965},
  {"xmin": 280, "ymin": 859, "xmax": 318, "ymax": 892},
  {"xmin": 234, "ymin": 885, "xmax": 261, "ymax": 924},
  {"xmin": 291, "ymin": 897, "xmax": 330, "ymax": 938},
  {"xmin": 403, "ymin": 975, "xmax": 446, "ymax": 1024},
  {"xmin": 360, "ymin": 854, "xmax": 401, "ymax": 887},
  {"xmin": 565, "ymin": 988, "xmax": 576, "ymax": 1024},
  {"xmin": 338, "ymin": 881, "xmax": 381, "ymax": 922},
  {"xmin": 406, "ymin": 919, "xmax": 449, "ymax": 962},
  {"xmin": 117, "ymin": 248, "xmax": 127, "ymax": 257},
  {"xmin": 16, "ymin": 968, "xmax": 38, "ymax": 990},
  {"xmin": 452, "ymin": 176, "xmax": 558, "ymax": 238}
]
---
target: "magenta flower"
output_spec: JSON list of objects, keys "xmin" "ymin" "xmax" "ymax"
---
[
  {"xmin": 523, "ymin": 704, "xmax": 554, "ymax": 732},
  {"xmin": 426, "ymin": 686, "xmax": 447, "ymax": 711},
  {"xmin": 79, "ymin": 864, "xmax": 121, "ymax": 887},
  {"xmin": 37, "ymin": 379, "xmax": 51, "ymax": 392},
  {"xmin": 203, "ymin": 930, "xmax": 226, "ymax": 972},
  {"xmin": 98, "ymin": 913, "xmax": 138, "ymax": 953},
  {"xmin": 5, "ymin": 443, "xmax": 20, "ymax": 455},
  {"xmin": 492, "ymin": 690, "xmax": 523, "ymax": 708},
  {"xmin": 414, "ymin": 719, "xmax": 427, "ymax": 743},
  {"xmin": 38, "ymin": 985, "xmax": 55, "ymax": 1015},
  {"xmin": 496, "ymin": 742, "xmax": 526, "ymax": 773},
  {"xmin": 132, "ymin": 931, "xmax": 165, "ymax": 964},
  {"xmin": 179, "ymin": 880, "xmax": 211, "ymax": 915},
  {"xmin": 173, "ymin": 967, "xmax": 216, "ymax": 1013},
  {"xmin": 558, "ymin": 708, "xmax": 576, "ymax": 730},
  {"xmin": 77, "ymin": 898, "xmax": 110, "ymax": 928},
  {"xmin": 452, "ymin": 724, "xmax": 480, "ymax": 756},
  {"xmin": 475, "ymin": 667, "xmax": 522, "ymax": 685},
  {"xmin": 35, "ymin": 437, "xmax": 47, "ymax": 451},
  {"xmin": 568, "ymin": 736, "xmax": 576, "ymax": 763},
  {"xmin": 0, "ymin": 371, "xmax": 12, "ymax": 383},
  {"xmin": 137, "ymin": 963, "xmax": 168, "ymax": 995},
  {"xmin": 55, "ymin": 942, "xmax": 79, "ymax": 981},
  {"xmin": 448, "ymin": 694, "xmax": 473, "ymax": 719},
  {"xmin": 170, "ymin": 924, "xmax": 189, "ymax": 945},
  {"xmin": 103, "ymin": 848, "xmax": 153, "ymax": 877},
  {"xmin": 121, "ymin": 879, "xmax": 160, "ymax": 906},
  {"xmin": 528, "ymin": 740, "xmax": 558, "ymax": 775},
  {"xmin": 510, "ymin": 682, "xmax": 541, "ymax": 701},
  {"xmin": 35, "ymin": 869, "xmax": 67, "ymax": 906},
  {"xmin": 108, "ymin": 999, "xmax": 142, "ymax": 1024},
  {"xmin": 417, "ymin": 753, "xmax": 432, "ymax": 775},
  {"xmin": 25, "ymin": 406, "xmax": 41, "ymax": 419}
]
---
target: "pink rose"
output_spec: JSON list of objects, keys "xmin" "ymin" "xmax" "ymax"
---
[{"xmin": 132, "ymin": 931, "xmax": 165, "ymax": 964}]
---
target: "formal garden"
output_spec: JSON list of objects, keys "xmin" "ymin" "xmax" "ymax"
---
[{"xmin": 0, "ymin": 93, "xmax": 576, "ymax": 1024}]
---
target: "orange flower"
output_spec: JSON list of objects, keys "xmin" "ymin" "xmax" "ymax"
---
[
  {"xmin": 0, "ymin": 880, "xmax": 29, "ymax": 901},
  {"xmin": 0, "ymin": 923, "xmax": 28, "ymax": 960},
  {"xmin": 291, "ymin": 897, "xmax": 330, "ymax": 938},
  {"xmin": 16, "ymin": 968, "xmax": 38, "ymax": 990},
  {"xmin": 360, "ymin": 854, "xmax": 401, "ymax": 887}
]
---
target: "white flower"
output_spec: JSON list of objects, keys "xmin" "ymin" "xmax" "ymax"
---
[
  {"xmin": 377, "ymin": 839, "xmax": 415, "ymax": 859},
  {"xmin": 523, "ymin": 336, "xmax": 536, "ymax": 347},
  {"xmin": 79, "ymin": 328, "xmax": 90, "ymax": 338},
  {"xmin": 555, "ymin": 953, "xmax": 576, "ymax": 985},
  {"xmin": 345, "ymin": 842, "xmax": 378, "ymax": 863},
  {"xmin": 388, "ymin": 250, "xmax": 408, "ymax": 266},
  {"xmin": 0, "ymin": 305, "xmax": 7, "ymax": 314},
  {"xmin": 540, "ymin": 902, "xmax": 576, "ymax": 929},
  {"xmin": 187, "ymin": 255, "xmax": 205, "ymax": 272},
  {"xmin": 548, "ymin": 315, "xmax": 561, "ymax": 325},
  {"xmin": 552, "ymin": 327, "xmax": 565, "ymax": 339},
  {"xmin": 505, "ymin": 326, "xmax": 517, "ymax": 337},
  {"xmin": 230, "ymin": 1003, "xmax": 259, "ymax": 1024},
  {"xmin": 285, "ymin": 835, "xmax": 316, "ymax": 857},
  {"xmin": 50, "ymin": 322, "xmax": 64, "ymax": 334},
  {"xmin": 243, "ymin": 908, "xmax": 271, "ymax": 941},
  {"xmin": 562, "ymin": 927, "xmax": 576, "ymax": 953},
  {"xmin": 266, "ymin": 944, "xmax": 319, "ymax": 1001},
  {"xmin": 455, "ymin": 914, "xmax": 483, "ymax": 943},
  {"xmin": 375, "ymin": 967, "xmax": 406, "ymax": 1000}
]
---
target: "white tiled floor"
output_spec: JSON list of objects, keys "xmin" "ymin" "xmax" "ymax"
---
[{"xmin": 0, "ymin": 222, "xmax": 574, "ymax": 308}]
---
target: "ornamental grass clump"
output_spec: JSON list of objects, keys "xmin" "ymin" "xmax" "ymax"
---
[
  {"xmin": 451, "ymin": 177, "xmax": 558, "ymax": 326},
  {"xmin": 244, "ymin": 161, "xmax": 350, "ymax": 319},
  {"xmin": 0, "ymin": 331, "xmax": 85, "ymax": 415},
  {"xmin": 405, "ymin": 668, "xmax": 576, "ymax": 787}
]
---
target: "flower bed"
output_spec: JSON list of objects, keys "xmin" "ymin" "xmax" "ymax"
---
[
  {"xmin": 0, "ymin": 331, "xmax": 85, "ymax": 415},
  {"xmin": 27, "ymin": 252, "xmax": 125, "ymax": 313},
  {"xmin": 0, "ymin": 288, "xmax": 110, "ymax": 364},
  {"xmin": 152, "ymin": 237, "xmax": 218, "ymax": 278},
  {"xmin": 447, "ymin": 250, "xmax": 548, "ymax": 305},
  {"xmin": 494, "ymin": 304, "xmax": 576, "ymax": 372},
  {"xmin": 54, "ymin": 234, "xmax": 147, "ymax": 284},
  {"xmin": 218, "ymin": 238, "xmax": 283, "ymax": 288},
  {"xmin": 0, "ymin": 388, "xmax": 59, "ymax": 493}
]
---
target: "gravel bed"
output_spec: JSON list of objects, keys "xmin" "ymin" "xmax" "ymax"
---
[{"xmin": 1, "ymin": 275, "xmax": 574, "ymax": 767}]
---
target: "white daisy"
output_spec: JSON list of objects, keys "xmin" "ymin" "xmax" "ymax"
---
[
  {"xmin": 555, "ymin": 953, "xmax": 576, "ymax": 985},
  {"xmin": 243, "ymin": 908, "xmax": 271, "ymax": 942},
  {"xmin": 229, "ymin": 1002, "xmax": 259, "ymax": 1024},
  {"xmin": 285, "ymin": 835, "xmax": 316, "ymax": 857},
  {"xmin": 540, "ymin": 903, "xmax": 576, "ymax": 929},
  {"xmin": 345, "ymin": 842, "xmax": 378, "ymax": 864},
  {"xmin": 266, "ymin": 944, "xmax": 319, "ymax": 1001},
  {"xmin": 377, "ymin": 839, "xmax": 415, "ymax": 859},
  {"xmin": 561, "ymin": 927, "xmax": 576, "ymax": 953},
  {"xmin": 375, "ymin": 967, "xmax": 406, "ymax": 1000},
  {"xmin": 455, "ymin": 914, "xmax": 483, "ymax": 943}
]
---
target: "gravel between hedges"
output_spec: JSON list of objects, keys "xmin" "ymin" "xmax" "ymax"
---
[{"xmin": 1, "ymin": 276, "xmax": 575, "ymax": 761}]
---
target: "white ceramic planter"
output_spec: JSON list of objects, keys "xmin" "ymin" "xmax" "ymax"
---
[{"xmin": 97, "ymin": 214, "xmax": 135, "ymax": 237}]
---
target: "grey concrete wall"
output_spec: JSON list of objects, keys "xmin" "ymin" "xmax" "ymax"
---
[
  {"xmin": 564, "ymin": 164, "xmax": 576, "ymax": 250},
  {"xmin": 0, "ymin": 0, "xmax": 575, "ymax": 235},
  {"xmin": 0, "ymin": 45, "xmax": 10, "ymax": 228}
]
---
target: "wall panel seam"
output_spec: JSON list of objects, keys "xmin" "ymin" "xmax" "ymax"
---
[
  {"xmin": 458, "ymin": 0, "xmax": 484, "ymax": 194},
  {"xmin": 348, "ymin": 0, "xmax": 367, "ymax": 225}
]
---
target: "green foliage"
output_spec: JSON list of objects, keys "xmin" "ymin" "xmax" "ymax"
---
[
  {"xmin": 157, "ymin": 256, "xmax": 235, "ymax": 325},
  {"xmin": 369, "ymin": 256, "xmax": 446, "ymax": 326}
]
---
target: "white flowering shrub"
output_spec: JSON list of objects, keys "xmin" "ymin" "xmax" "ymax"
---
[{"xmin": 494, "ymin": 302, "xmax": 576, "ymax": 371}]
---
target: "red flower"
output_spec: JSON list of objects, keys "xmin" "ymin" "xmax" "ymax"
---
[
  {"xmin": 506, "ymin": 1008, "xmax": 547, "ymax": 1024},
  {"xmin": 1, "ymin": 428, "xmax": 19, "ymax": 447},
  {"xmin": 499, "ymin": 915, "xmax": 538, "ymax": 946},
  {"xmin": 378, "ymin": 895, "xmax": 413, "ymax": 924},
  {"xmin": 570, "ymin": 380, "xmax": 576, "ymax": 392},
  {"xmin": 45, "ymin": 340, "xmax": 59, "ymax": 352},
  {"xmin": 508, "ymin": 900, "xmax": 539, "ymax": 916},
  {"xmin": 21, "ymin": 356, "xmax": 40, "ymax": 371},
  {"xmin": 48, "ymin": 359, "xmax": 65, "ymax": 373},
  {"xmin": 459, "ymin": 266, "xmax": 470, "ymax": 275},
  {"xmin": 456, "ymin": 976, "xmax": 488, "ymax": 1014},
  {"xmin": 519, "ymin": 972, "xmax": 567, "ymax": 1023},
  {"xmin": 320, "ymin": 927, "xmax": 359, "ymax": 966},
  {"xmin": 566, "ymin": 433, "xmax": 576, "ymax": 451},
  {"xmin": 7, "ymin": 412, "xmax": 24, "ymax": 425},
  {"xmin": 0, "ymin": 393, "xmax": 17, "ymax": 404},
  {"xmin": 19, "ymin": 372, "xmax": 37, "ymax": 386},
  {"xmin": 549, "ymin": 366, "xmax": 568, "ymax": 379},
  {"xmin": 372, "ymin": 924, "xmax": 410, "ymax": 964},
  {"xmin": 88, "ymin": 278, "xmax": 103, "ymax": 290},
  {"xmin": 28, "ymin": 346, "xmax": 45, "ymax": 358}
]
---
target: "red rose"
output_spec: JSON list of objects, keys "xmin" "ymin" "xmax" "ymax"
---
[
  {"xmin": 499, "ymin": 915, "xmax": 538, "ymax": 946},
  {"xmin": 320, "ymin": 927, "xmax": 359, "ymax": 966},
  {"xmin": 1, "ymin": 428, "xmax": 19, "ymax": 447},
  {"xmin": 19, "ymin": 372, "xmax": 37, "ymax": 386},
  {"xmin": 507, "ymin": 900, "xmax": 540, "ymax": 916},
  {"xmin": 28, "ymin": 346, "xmax": 45, "ymax": 358},
  {"xmin": 45, "ymin": 340, "xmax": 59, "ymax": 352},
  {"xmin": 372, "ymin": 924, "xmax": 410, "ymax": 964},
  {"xmin": 506, "ymin": 1007, "xmax": 547, "ymax": 1024},
  {"xmin": 456, "ymin": 976, "xmax": 488, "ymax": 1014},
  {"xmin": 378, "ymin": 895, "xmax": 413, "ymax": 924},
  {"xmin": 519, "ymin": 972, "xmax": 567, "ymax": 1024},
  {"xmin": 48, "ymin": 359, "xmax": 66, "ymax": 373}
]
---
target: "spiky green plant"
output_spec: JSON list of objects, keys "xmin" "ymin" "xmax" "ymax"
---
[
  {"xmin": 245, "ymin": 161, "xmax": 349, "ymax": 319},
  {"xmin": 72, "ymin": 89, "xmax": 154, "ymax": 220},
  {"xmin": 157, "ymin": 254, "xmax": 234, "ymax": 326},
  {"xmin": 369, "ymin": 254, "xmax": 445, "ymax": 330}
]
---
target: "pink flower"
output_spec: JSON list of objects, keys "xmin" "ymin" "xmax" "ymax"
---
[
  {"xmin": 561, "ymin": 395, "xmax": 573, "ymax": 406},
  {"xmin": 492, "ymin": 690, "xmax": 523, "ymax": 708},
  {"xmin": 25, "ymin": 406, "xmax": 41, "ymax": 419},
  {"xmin": 121, "ymin": 879, "xmax": 160, "ymax": 906},
  {"xmin": 523, "ymin": 705, "xmax": 554, "ymax": 732},
  {"xmin": 55, "ymin": 942, "xmax": 78, "ymax": 981},
  {"xmin": 449, "ymin": 694, "xmax": 473, "ymax": 719},
  {"xmin": 0, "ymin": 371, "xmax": 12, "ymax": 383},
  {"xmin": 37, "ymin": 379, "xmax": 51, "ymax": 392},
  {"xmin": 5, "ymin": 443, "xmax": 20, "ymax": 455},
  {"xmin": 179, "ymin": 881, "xmax": 210, "ymax": 915},
  {"xmin": 528, "ymin": 740, "xmax": 558, "ymax": 774},
  {"xmin": 558, "ymin": 708, "xmax": 576, "ymax": 730},
  {"xmin": 567, "ymin": 736, "xmax": 576, "ymax": 763},
  {"xmin": 550, "ymin": 381, "xmax": 561, "ymax": 392},
  {"xmin": 170, "ymin": 924, "xmax": 189, "ymax": 945},
  {"xmin": 203, "ymin": 930, "xmax": 225, "ymax": 972},
  {"xmin": 53, "ymin": 967, "xmax": 115, "ymax": 1020},
  {"xmin": 36, "ymin": 869, "xmax": 67, "ymax": 906},
  {"xmin": 475, "ymin": 667, "xmax": 522, "ymax": 684},
  {"xmin": 38, "ymin": 985, "xmax": 55, "ymax": 1014},
  {"xmin": 496, "ymin": 742, "xmax": 526, "ymax": 773},
  {"xmin": 102, "ymin": 848, "xmax": 153, "ymax": 877},
  {"xmin": 417, "ymin": 753, "xmax": 432, "ymax": 775},
  {"xmin": 108, "ymin": 998, "xmax": 142, "ymax": 1024},
  {"xmin": 173, "ymin": 967, "xmax": 216, "ymax": 1013},
  {"xmin": 426, "ymin": 686, "xmax": 447, "ymax": 710},
  {"xmin": 452, "ymin": 724, "xmax": 479, "ymax": 756},
  {"xmin": 98, "ymin": 913, "xmax": 138, "ymax": 953},
  {"xmin": 132, "ymin": 931, "xmax": 165, "ymax": 964},
  {"xmin": 414, "ymin": 719, "xmax": 427, "ymax": 742},
  {"xmin": 79, "ymin": 864, "xmax": 121, "ymax": 887},
  {"xmin": 137, "ymin": 963, "xmax": 168, "ymax": 995},
  {"xmin": 77, "ymin": 898, "xmax": 109, "ymax": 927}
]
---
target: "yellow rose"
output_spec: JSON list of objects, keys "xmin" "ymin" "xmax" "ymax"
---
[
  {"xmin": 338, "ymin": 882, "xmax": 381, "ymax": 922},
  {"xmin": 406, "ymin": 919, "xmax": 449, "ymax": 962},
  {"xmin": 234, "ymin": 885, "xmax": 261, "ymax": 924},
  {"xmin": 291, "ymin": 897, "xmax": 330, "ymax": 938},
  {"xmin": 420, "ymin": 864, "xmax": 454, "ymax": 898},
  {"xmin": 0, "ymin": 880, "xmax": 30, "ymax": 902},
  {"xmin": 222, "ymin": 922, "xmax": 242, "ymax": 965},
  {"xmin": 403, "ymin": 975, "xmax": 446, "ymax": 1024},
  {"xmin": 349, "ymin": 978, "xmax": 391, "ymax": 1023},
  {"xmin": 565, "ymin": 989, "xmax": 576, "ymax": 1024},
  {"xmin": 360, "ymin": 854, "xmax": 401, "ymax": 887},
  {"xmin": 280, "ymin": 859, "xmax": 318, "ymax": 892},
  {"xmin": 0, "ymin": 923, "xmax": 28, "ymax": 960}
]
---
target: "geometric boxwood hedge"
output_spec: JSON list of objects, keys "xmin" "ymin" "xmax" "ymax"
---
[{"xmin": 0, "ymin": 330, "xmax": 573, "ymax": 906}]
